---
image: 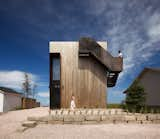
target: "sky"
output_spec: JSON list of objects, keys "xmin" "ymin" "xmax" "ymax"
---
[{"xmin": 0, "ymin": 0, "xmax": 160, "ymax": 106}]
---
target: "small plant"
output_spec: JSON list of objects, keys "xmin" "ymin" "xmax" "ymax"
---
[
  {"xmin": 144, "ymin": 107, "xmax": 148, "ymax": 113},
  {"xmin": 14, "ymin": 106, "xmax": 23, "ymax": 110},
  {"xmin": 151, "ymin": 108, "xmax": 154, "ymax": 114},
  {"xmin": 95, "ymin": 104, "xmax": 99, "ymax": 108}
]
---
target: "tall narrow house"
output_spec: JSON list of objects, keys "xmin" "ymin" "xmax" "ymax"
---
[{"xmin": 49, "ymin": 37, "xmax": 123, "ymax": 109}]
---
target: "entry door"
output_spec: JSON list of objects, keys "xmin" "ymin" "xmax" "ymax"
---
[{"xmin": 50, "ymin": 54, "xmax": 60, "ymax": 109}]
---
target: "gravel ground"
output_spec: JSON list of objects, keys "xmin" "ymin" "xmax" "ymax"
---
[{"xmin": 0, "ymin": 107, "xmax": 160, "ymax": 139}]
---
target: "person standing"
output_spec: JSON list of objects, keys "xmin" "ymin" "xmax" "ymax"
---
[
  {"xmin": 118, "ymin": 50, "xmax": 123, "ymax": 58},
  {"xmin": 70, "ymin": 95, "xmax": 76, "ymax": 110}
]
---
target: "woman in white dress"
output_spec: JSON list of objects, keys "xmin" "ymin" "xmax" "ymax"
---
[{"xmin": 70, "ymin": 95, "xmax": 76, "ymax": 110}]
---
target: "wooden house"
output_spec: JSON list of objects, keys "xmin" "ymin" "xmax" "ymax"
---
[
  {"xmin": 124, "ymin": 68, "xmax": 160, "ymax": 106},
  {"xmin": 49, "ymin": 37, "xmax": 123, "ymax": 109}
]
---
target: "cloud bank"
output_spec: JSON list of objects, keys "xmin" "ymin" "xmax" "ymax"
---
[
  {"xmin": 0, "ymin": 70, "xmax": 37, "ymax": 90},
  {"xmin": 38, "ymin": 91, "xmax": 49, "ymax": 98}
]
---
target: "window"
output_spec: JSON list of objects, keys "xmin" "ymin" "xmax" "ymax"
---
[{"xmin": 52, "ymin": 56, "xmax": 60, "ymax": 80}]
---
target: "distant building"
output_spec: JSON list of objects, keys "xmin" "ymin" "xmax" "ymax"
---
[
  {"xmin": 49, "ymin": 37, "xmax": 123, "ymax": 109},
  {"xmin": 0, "ymin": 87, "xmax": 22, "ymax": 112},
  {"xmin": 124, "ymin": 68, "xmax": 160, "ymax": 106}
]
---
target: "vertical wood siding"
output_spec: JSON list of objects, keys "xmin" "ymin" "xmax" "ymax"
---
[{"xmin": 50, "ymin": 42, "xmax": 107, "ymax": 108}]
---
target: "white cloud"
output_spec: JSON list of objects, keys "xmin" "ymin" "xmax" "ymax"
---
[
  {"xmin": 38, "ymin": 92, "xmax": 49, "ymax": 97},
  {"xmin": 86, "ymin": 0, "xmax": 124, "ymax": 16},
  {"xmin": 0, "ymin": 70, "xmax": 37, "ymax": 90},
  {"xmin": 85, "ymin": 1, "xmax": 160, "ymax": 95},
  {"xmin": 98, "ymin": 1, "xmax": 160, "ymax": 80},
  {"xmin": 111, "ymin": 90, "xmax": 124, "ymax": 95},
  {"xmin": 86, "ymin": 0, "xmax": 107, "ymax": 15},
  {"xmin": 147, "ymin": 12, "xmax": 160, "ymax": 43}
]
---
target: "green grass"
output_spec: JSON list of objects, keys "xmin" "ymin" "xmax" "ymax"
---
[
  {"xmin": 123, "ymin": 105, "xmax": 160, "ymax": 113},
  {"xmin": 107, "ymin": 104, "xmax": 160, "ymax": 113},
  {"xmin": 107, "ymin": 103, "xmax": 122, "ymax": 109}
]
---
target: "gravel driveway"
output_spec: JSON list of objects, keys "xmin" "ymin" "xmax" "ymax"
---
[{"xmin": 0, "ymin": 107, "xmax": 160, "ymax": 139}]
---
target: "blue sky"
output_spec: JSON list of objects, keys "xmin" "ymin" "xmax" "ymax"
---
[{"xmin": 0, "ymin": 0, "xmax": 160, "ymax": 105}]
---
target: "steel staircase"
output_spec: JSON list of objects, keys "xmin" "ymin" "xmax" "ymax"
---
[{"xmin": 79, "ymin": 37, "xmax": 123, "ymax": 87}]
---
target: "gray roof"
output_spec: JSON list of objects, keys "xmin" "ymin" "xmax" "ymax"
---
[
  {"xmin": 0, "ymin": 86, "xmax": 22, "ymax": 96},
  {"xmin": 123, "ymin": 67, "xmax": 160, "ymax": 93}
]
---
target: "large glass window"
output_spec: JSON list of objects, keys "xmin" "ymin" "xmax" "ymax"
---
[{"xmin": 52, "ymin": 57, "xmax": 60, "ymax": 80}]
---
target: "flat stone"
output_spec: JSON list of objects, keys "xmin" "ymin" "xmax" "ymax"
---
[
  {"xmin": 57, "ymin": 110, "xmax": 62, "ymax": 115},
  {"xmin": 147, "ymin": 114, "xmax": 157, "ymax": 121},
  {"xmin": 114, "ymin": 120, "xmax": 124, "ymax": 124},
  {"xmin": 64, "ymin": 115, "xmax": 74, "ymax": 122},
  {"xmin": 28, "ymin": 116, "xmax": 41, "ymax": 121},
  {"xmin": 63, "ymin": 115, "xmax": 84, "ymax": 124},
  {"xmin": 16, "ymin": 126, "xmax": 28, "ymax": 132},
  {"xmin": 125, "ymin": 115, "xmax": 136, "ymax": 121},
  {"xmin": 52, "ymin": 115, "xmax": 64, "ymax": 121},
  {"xmin": 92, "ymin": 110, "xmax": 99, "ymax": 115},
  {"xmin": 156, "ymin": 114, "xmax": 160, "ymax": 120},
  {"xmin": 28, "ymin": 116, "xmax": 53, "ymax": 122},
  {"xmin": 116, "ymin": 109, "xmax": 123, "ymax": 115},
  {"xmin": 99, "ymin": 120, "xmax": 113, "ymax": 124},
  {"xmin": 104, "ymin": 110, "xmax": 110, "ymax": 115},
  {"xmin": 75, "ymin": 110, "xmax": 81, "ymax": 115},
  {"xmin": 110, "ymin": 109, "xmax": 116, "ymax": 115},
  {"xmin": 48, "ymin": 121, "xmax": 63, "ymax": 124},
  {"xmin": 86, "ymin": 110, "xmax": 92, "ymax": 115},
  {"xmin": 22, "ymin": 121, "xmax": 37, "ymax": 128},
  {"xmin": 64, "ymin": 115, "xmax": 85, "ymax": 122},
  {"xmin": 38, "ymin": 121, "xmax": 48, "ymax": 124},
  {"xmin": 99, "ymin": 110, "xmax": 105, "ymax": 115},
  {"xmin": 74, "ymin": 115, "xmax": 85, "ymax": 122},
  {"xmin": 64, "ymin": 121, "xmax": 82, "ymax": 124},
  {"xmin": 62, "ymin": 110, "xmax": 69, "ymax": 115},
  {"xmin": 141, "ymin": 121, "xmax": 152, "ymax": 124},
  {"xmin": 136, "ymin": 115, "xmax": 147, "ymax": 121},
  {"xmin": 101, "ymin": 115, "xmax": 124, "ymax": 122},
  {"xmin": 40, "ymin": 116, "xmax": 53, "ymax": 122},
  {"xmin": 152, "ymin": 120, "xmax": 160, "ymax": 124},
  {"xmin": 101, "ymin": 115, "xmax": 110, "ymax": 121},
  {"xmin": 51, "ymin": 110, "xmax": 56, "ymax": 115},
  {"xmin": 80, "ymin": 110, "xmax": 87, "ymax": 115},
  {"xmin": 82, "ymin": 121, "xmax": 99, "ymax": 125},
  {"xmin": 69, "ymin": 110, "xmax": 75, "ymax": 115},
  {"xmin": 85, "ymin": 115, "xmax": 101, "ymax": 121},
  {"xmin": 113, "ymin": 115, "xmax": 125, "ymax": 121},
  {"xmin": 127, "ymin": 120, "xmax": 141, "ymax": 124}
]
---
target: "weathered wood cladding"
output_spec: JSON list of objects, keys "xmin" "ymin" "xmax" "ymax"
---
[{"xmin": 49, "ymin": 42, "xmax": 107, "ymax": 108}]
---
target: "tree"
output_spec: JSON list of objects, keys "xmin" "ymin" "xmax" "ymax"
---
[
  {"xmin": 125, "ymin": 80, "xmax": 146, "ymax": 112},
  {"xmin": 32, "ymin": 83, "xmax": 37, "ymax": 99},
  {"xmin": 22, "ymin": 73, "xmax": 32, "ymax": 98}
]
